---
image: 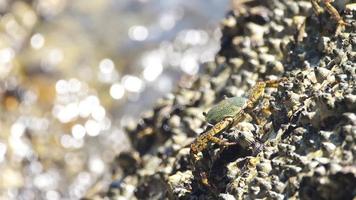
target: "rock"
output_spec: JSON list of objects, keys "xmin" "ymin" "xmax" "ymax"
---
[
  {"xmin": 167, "ymin": 171, "xmax": 193, "ymax": 199},
  {"xmin": 103, "ymin": 1, "xmax": 356, "ymax": 199}
]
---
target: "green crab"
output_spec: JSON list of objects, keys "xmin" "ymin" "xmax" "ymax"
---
[{"xmin": 190, "ymin": 78, "xmax": 287, "ymax": 187}]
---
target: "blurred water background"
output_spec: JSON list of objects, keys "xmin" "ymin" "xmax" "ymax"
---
[{"xmin": 0, "ymin": 0, "xmax": 229, "ymax": 199}]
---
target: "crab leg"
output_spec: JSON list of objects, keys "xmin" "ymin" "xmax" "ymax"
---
[
  {"xmin": 246, "ymin": 79, "xmax": 283, "ymax": 109},
  {"xmin": 311, "ymin": 0, "xmax": 348, "ymax": 34},
  {"xmin": 190, "ymin": 116, "xmax": 236, "ymax": 188},
  {"xmin": 311, "ymin": 0, "xmax": 324, "ymax": 15},
  {"xmin": 324, "ymin": 0, "xmax": 348, "ymax": 26},
  {"xmin": 190, "ymin": 117, "xmax": 235, "ymax": 161}
]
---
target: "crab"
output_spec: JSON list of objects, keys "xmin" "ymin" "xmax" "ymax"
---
[
  {"xmin": 310, "ymin": 0, "xmax": 349, "ymax": 33},
  {"xmin": 190, "ymin": 78, "xmax": 287, "ymax": 187}
]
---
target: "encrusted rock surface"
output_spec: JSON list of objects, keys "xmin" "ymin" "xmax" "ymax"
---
[{"xmin": 100, "ymin": 0, "xmax": 356, "ymax": 199}]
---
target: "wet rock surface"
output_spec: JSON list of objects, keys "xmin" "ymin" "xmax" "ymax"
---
[{"xmin": 101, "ymin": 0, "xmax": 356, "ymax": 199}]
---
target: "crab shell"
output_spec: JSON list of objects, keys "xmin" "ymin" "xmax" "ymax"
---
[{"xmin": 205, "ymin": 97, "xmax": 247, "ymax": 125}]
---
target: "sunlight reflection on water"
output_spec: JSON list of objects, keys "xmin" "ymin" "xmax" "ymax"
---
[{"xmin": 0, "ymin": 0, "xmax": 229, "ymax": 198}]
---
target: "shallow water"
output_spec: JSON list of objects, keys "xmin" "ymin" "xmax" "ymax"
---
[{"xmin": 0, "ymin": 0, "xmax": 228, "ymax": 198}]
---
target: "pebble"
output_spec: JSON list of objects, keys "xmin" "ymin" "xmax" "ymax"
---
[
  {"xmin": 168, "ymin": 115, "xmax": 181, "ymax": 128},
  {"xmin": 219, "ymin": 193, "xmax": 236, "ymax": 200},
  {"xmin": 256, "ymin": 161, "xmax": 272, "ymax": 174},
  {"xmin": 315, "ymin": 67, "xmax": 332, "ymax": 83},
  {"xmin": 167, "ymin": 171, "xmax": 193, "ymax": 198},
  {"xmin": 322, "ymin": 142, "xmax": 336, "ymax": 154}
]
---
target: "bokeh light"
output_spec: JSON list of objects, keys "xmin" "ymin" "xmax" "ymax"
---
[
  {"xmin": 71, "ymin": 124, "xmax": 86, "ymax": 139},
  {"xmin": 110, "ymin": 83, "xmax": 125, "ymax": 100},
  {"xmin": 142, "ymin": 52, "xmax": 163, "ymax": 81},
  {"xmin": 30, "ymin": 33, "xmax": 45, "ymax": 49},
  {"xmin": 122, "ymin": 75, "xmax": 144, "ymax": 93},
  {"xmin": 0, "ymin": 142, "xmax": 7, "ymax": 163},
  {"xmin": 128, "ymin": 25, "xmax": 149, "ymax": 41}
]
